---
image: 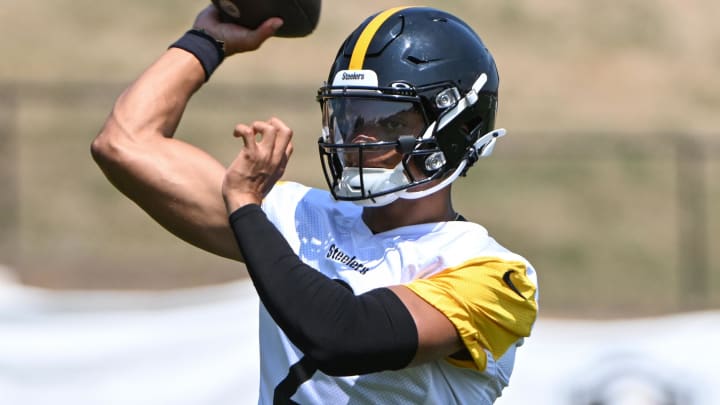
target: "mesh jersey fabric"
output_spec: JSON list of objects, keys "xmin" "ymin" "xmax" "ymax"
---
[{"xmin": 256, "ymin": 181, "xmax": 538, "ymax": 405}]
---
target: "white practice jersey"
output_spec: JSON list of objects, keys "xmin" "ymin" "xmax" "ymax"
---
[{"xmin": 257, "ymin": 182, "xmax": 538, "ymax": 405}]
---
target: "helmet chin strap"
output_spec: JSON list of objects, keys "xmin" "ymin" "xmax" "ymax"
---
[
  {"xmin": 398, "ymin": 128, "xmax": 506, "ymax": 200},
  {"xmin": 434, "ymin": 73, "xmax": 488, "ymax": 136},
  {"xmin": 398, "ymin": 72, "xmax": 504, "ymax": 201},
  {"xmin": 343, "ymin": 128, "xmax": 505, "ymax": 206}
]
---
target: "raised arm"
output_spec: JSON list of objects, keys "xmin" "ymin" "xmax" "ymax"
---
[{"xmin": 90, "ymin": 6, "xmax": 283, "ymax": 261}]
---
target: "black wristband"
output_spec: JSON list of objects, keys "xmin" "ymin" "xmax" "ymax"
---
[
  {"xmin": 169, "ymin": 29, "xmax": 225, "ymax": 81},
  {"xmin": 229, "ymin": 204, "xmax": 418, "ymax": 376}
]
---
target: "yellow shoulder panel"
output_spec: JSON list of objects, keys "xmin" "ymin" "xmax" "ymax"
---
[{"xmin": 405, "ymin": 257, "xmax": 538, "ymax": 371}]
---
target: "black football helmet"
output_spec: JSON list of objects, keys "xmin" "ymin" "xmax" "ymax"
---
[{"xmin": 317, "ymin": 6, "xmax": 505, "ymax": 207}]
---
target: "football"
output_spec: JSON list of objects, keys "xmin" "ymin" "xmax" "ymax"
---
[{"xmin": 211, "ymin": 0, "xmax": 321, "ymax": 38}]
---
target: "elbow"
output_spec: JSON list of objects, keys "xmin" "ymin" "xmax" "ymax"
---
[
  {"xmin": 90, "ymin": 121, "xmax": 140, "ymax": 191},
  {"xmin": 291, "ymin": 334, "xmax": 363, "ymax": 376},
  {"xmin": 308, "ymin": 341, "xmax": 411, "ymax": 377},
  {"xmin": 90, "ymin": 129, "xmax": 115, "ymax": 169},
  {"xmin": 312, "ymin": 351, "xmax": 358, "ymax": 377},
  {"xmin": 312, "ymin": 350, "xmax": 403, "ymax": 377},
  {"xmin": 90, "ymin": 117, "xmax": 132, "ymax": 173}
]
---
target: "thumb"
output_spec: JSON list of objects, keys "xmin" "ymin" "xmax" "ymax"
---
[
  {"xmin": 228, "ymin": 18, "xmax": 283, "ymax": 54},
  {"xmin": 256, "ymin": 18, "xmax": 284, "ymax": 38}
]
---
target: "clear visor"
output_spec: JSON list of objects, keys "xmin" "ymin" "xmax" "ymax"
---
[{"xmin": 322, "ymin": 98, "xmax": 428, "ymax": 145}]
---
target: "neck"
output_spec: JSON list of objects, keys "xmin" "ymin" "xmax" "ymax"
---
[{"xmin": 361, "ymin": 188, "xmax": 456, "ymax": 234}]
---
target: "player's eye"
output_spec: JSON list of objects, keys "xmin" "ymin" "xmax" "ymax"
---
[{"xmin": 380, "ymin": 118, "xmax": 405, "ymax": 132}]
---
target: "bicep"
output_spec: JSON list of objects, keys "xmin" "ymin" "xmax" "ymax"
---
[
  {"xmin": 93, "ymin": 129, "xmax": 242, "ymax": 261},
  {"xmin": 388, "ymin": 285, "xmax": 464, "ymax": 365}
]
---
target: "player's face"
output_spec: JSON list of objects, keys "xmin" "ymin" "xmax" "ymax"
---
[{"xmin": 322, "ymin": 98, "xmax": 427, "ymax": 169}]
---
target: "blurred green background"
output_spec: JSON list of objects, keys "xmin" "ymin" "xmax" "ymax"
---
[{"xmin": 1, "ymin": 0, "xmax": 718, "ymax": 317}]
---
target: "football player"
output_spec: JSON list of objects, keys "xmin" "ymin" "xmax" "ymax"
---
[{"xmin": 92, "ymin": 5, "xmax": 538, "ymax": 404}]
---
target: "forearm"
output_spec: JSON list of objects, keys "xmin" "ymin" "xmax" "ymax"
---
[
  {"xmin": 109, "ymin": 48, "xmax": 205, "ymax": 142},
  {"xmin": 229, "ymin": 204, "xmax": 418, "ymax": 376}
]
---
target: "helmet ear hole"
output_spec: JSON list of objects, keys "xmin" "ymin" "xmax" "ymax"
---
[
  {"xmin": 463, "ymin": 116, "xmax": 484, "ymax": 139},
  {"xmin": 424, "ymin": 152, "xmax": 447, "ymax": 172},
  {"xmin": 407, "ymin": 143, "xmax": 444, "ymax": 177}
]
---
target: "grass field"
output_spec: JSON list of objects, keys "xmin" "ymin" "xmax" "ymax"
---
[{"xmin": 1, "ymin": 0, "xmax": 718, "ymax": 317}]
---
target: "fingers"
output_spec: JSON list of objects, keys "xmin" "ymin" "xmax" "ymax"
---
[
  {"xmin": 193, "ymin": 5, "xmax": 223, "ymax": 30},
  {"xmin": 235, "ymin": 117, "xmax": 291, "ymax": 143},
  {"xmin": 194, "ymin": 5, "xmax": 283, "ymax": 55},
  {"xmin": 232, "ymin": 118, "xmax": 293, "ymax": 164},
  {"xmin": 233, "ymin": 124, "xmax": 256, "ymax": 150},
  {"xmin": 265, "ymin": 117, "xmax": 293, "ymax": 160},
  {"xmin": 221, "ymin": 17, "xmax": 282, "ymax": 54},
  {"xmin": 285, "ymin": 140, "xmax": 294, "ymax": 160},
  {"xmin": 264, "ymin": 118, "xmax": 294, "ymax": 177},
  {"xmin": 257, "ymin": 18, "xmax": 285, "ymax": 38},
  {"xmin": 223, "ymin": 118, "xmax": 293, "ymax": 207}
]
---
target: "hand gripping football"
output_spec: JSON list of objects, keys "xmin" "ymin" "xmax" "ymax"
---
[{"xmin": 211, "ymin": 0, "xmax": 321, "ymax": 38}]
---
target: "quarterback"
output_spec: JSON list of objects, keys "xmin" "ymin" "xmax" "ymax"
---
[{"xmin": 92, "ymin": 5, "xmax": 539, "ymax": 404}]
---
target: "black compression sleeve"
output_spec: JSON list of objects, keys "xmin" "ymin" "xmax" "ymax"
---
[{"xmin": 229, "ymin": 204, "xmax": 418, "ymax": 376}]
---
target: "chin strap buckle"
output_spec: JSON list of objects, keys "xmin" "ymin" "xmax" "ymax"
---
[{"xmin": 467, "ymin": 128, "xmax": 507, "ymax": 166}]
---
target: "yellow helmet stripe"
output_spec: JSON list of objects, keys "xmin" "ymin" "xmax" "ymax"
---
[{"xmin": 348, "ymin": 6, "xmax": 415, "ymax": 70}]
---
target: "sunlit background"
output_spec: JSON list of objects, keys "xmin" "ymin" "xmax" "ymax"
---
[{"xmin": 1, "ymin": 0, "xmax": 718, "ymax": 403}]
